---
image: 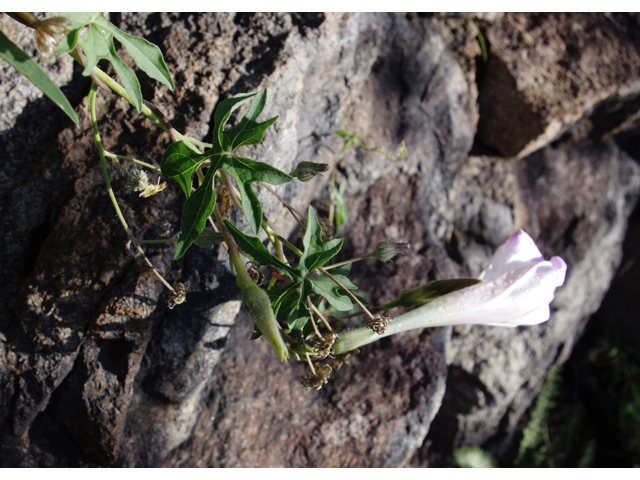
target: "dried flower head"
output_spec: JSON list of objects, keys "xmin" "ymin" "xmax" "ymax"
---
[
  {"xmin": 167, "ymin": 281, "xmax": 189, "ymax": 309},
  {"xmin": 34, "ymin": 16, "xmax": 72, "ymax": 59},
  {"xmin": 127, "ymin": 169, "xmax": 149, "ymax": 192},
  {"xmin": 217, "ymin": 183, "xmax": 232, "ymax": 220},
  {"xmin": 140, "ymin": 178, "xmax": 167, "ymax": 198},
  {"xmin": 312, "ymin": 332, "xmax": 338, "ymax": 360},
  {"xmin": 366, "ymin": 314, "xmax": 391, "ymax": 335},
  {"xmin": 327, "ymin": 349, "xmax": 360, "ymax": 371},
  {"xmin": 369, "ymin": 241, "xmax": 410, "ymax": 262},
  {"xmin": 300, "ymin": 363, "xmax": 332, "ymax": 391}
]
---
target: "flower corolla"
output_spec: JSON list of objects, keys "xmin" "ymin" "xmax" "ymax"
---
[{"xmin": 333, "ymin": 230, "xmax": 567, "ymax": 354}]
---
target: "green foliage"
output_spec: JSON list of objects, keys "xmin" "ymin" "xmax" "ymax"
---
[
  {"xmin": 227, "ymin": 206, "xmax": 353, "ymax": 332},
  {"xmin": 173, "ymin": 166, "xmax": 217, "ymax": 260},
  {"xmin": 0, "ymin": 30, "xmax": 79, "ymax": 125},
  {"xmin": 193, "ymin": 229, "xmax": 224, "ymax": 247},
  {"xmin": 161, "ymin": 89, "xmax": 292, "ymax": 259},
  {"xmin": 515, "ymin": 365, "xmax": 562, "ymax": 467},
  {"xmin": 224, "ymin": 220, "xmax": 297, "ymax": 278},
  {"xmin": 298, "ymin": 208, "xmax": 342, "ymax": 276},
  {"xmin": 454, "ymin": 447, "xmax": 497, "ymax": 468},
  {"xmin": 332, "ymin": 183, "xmax": 348, "ymax": 236},
  {"xmin": 161, "ymin": 142, "xmax": 214, "ymax": 197},
  {"xmin": 59, "ymin": 13, "xmax": 174, "ymax": 112}
]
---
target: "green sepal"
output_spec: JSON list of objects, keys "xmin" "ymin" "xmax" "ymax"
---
[{"xmin": 378, "ymin": 278, "xmax": 482, "ymax": 310}]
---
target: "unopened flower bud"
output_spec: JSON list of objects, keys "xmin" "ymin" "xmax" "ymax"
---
[
  {"xmin": 291, "ymin": 162, "xmax": 329, "ymax": 182},
  {"xmin": 369, "ymin": 241, "xmax": 409, "ymax": 262}
]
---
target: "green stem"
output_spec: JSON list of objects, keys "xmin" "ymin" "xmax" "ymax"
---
[
  {"xmin": 89, "ymin": 85, "xmax": 131, "ymax": 237},
  {"xmin": 104, "ymin": 151, "xmax": 161, "ymax": 172},
  {"xmin": 274, "ymin": 234, "xmax": 303, "ymax": 257},
  {"xmin": 89, "ymin": 84, "xmax": 174, "ymax": 292},
  {"xmin": 322, "ymin": 254, "xmax": 369, "ymax": 270}
]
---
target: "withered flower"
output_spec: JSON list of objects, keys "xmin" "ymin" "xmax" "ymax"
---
[
  {"xmin": 300, "ymin": 364, "xmax": 332, "ymax": 391},
  {"xmin": 34, "ymin": 16, "xmax": 73, "ymax": 59}
]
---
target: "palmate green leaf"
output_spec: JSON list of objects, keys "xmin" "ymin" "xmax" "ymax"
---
[
  {"xmin": 59, "ymin": 13, "xmax": 174, "ymax": 113},
  {"xmin": 174, "ymin": 167, "xmax": 217, "ymax": 260},
  {"xmin": 225, "ymin": 221, "xmax": 298, "ymax": 278},
  {"xmin": 0, "ymin": 30, "xmax": 79, "ymax": 126},
  {"xmin": 299, "ymin": 206, "xmax": 342, "ymax": 276},
  {"xmin": 221, "ymin": 89, "xmax": 278, "ymax": 151},
  {"xmin": 308, "ymin": 275, "xmax": 356, "ymax": 311},
  {"xmin": 222, "ymin": 115, "xmax": 278, "ymax": 152},
  {"xmin": 163, "ymin": 87, "xmax": 290, "ymax": 258},
  {"xmin": 93, "ymin": 15, "xmax": 174, "ymax": 91},
  {"xmin": 377, "ymin": 278, "xmax": 482, "ymax": 310},
  {"xmin": 221, "ymin": 155, "xmax": 292, "ymax": 235}
]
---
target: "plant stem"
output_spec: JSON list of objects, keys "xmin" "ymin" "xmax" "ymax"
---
[
  {"xmin": 104, "ymin": 151, "xmax": 161, "ymax": 172},
  {"xmin": 89, "ymin": 84, "xmax": 174, "ymax": 292},
  {"xmin": 322, "ymin": 254, "xmax": 369, "ymax": 270}
]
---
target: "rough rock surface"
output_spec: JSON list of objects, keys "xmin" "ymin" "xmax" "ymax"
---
[
  {"xmin": 477, "ymin": 13, "xmax": 640, "ymax": 158},
  {"xmin": 0, "ymin": 12, "xmax": 639, "ymax": 467}
]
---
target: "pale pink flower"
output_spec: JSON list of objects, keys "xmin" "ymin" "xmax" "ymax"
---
[{"xmin": 333, "ymin": 230, "xmax": 567, "ymax": 354}]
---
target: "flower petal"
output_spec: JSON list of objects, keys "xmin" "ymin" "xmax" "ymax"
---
[{"xmin": 479, "ymin": 230, "xmax": 545, "ymax": 282}]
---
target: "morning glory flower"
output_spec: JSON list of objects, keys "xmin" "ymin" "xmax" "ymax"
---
[{"xmin": 333, "ymin": 230, "xmax": 567, "ymax": 354}]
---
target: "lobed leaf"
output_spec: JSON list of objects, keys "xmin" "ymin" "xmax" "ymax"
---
[
  {"xmin": 308, "ymin": 275, "xmax": 356, "ymax": 311},
  {"xmin": 59, "ymin": 13, "xmax": 174, "ymax": 113},
  {"xmin": 221, "ymin": 155, "xmax": 292, "ymax": 235},
  {"xmin": 94, "ymin": 15, "xmax": 174, "ymax": 91},
  {"xmin": 161, "ymin": 141, "xmax": 218, "ymax": 197},
  {"xmin": 211, "ymin": 91, "xmax": 258, "ymax": 150}
]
